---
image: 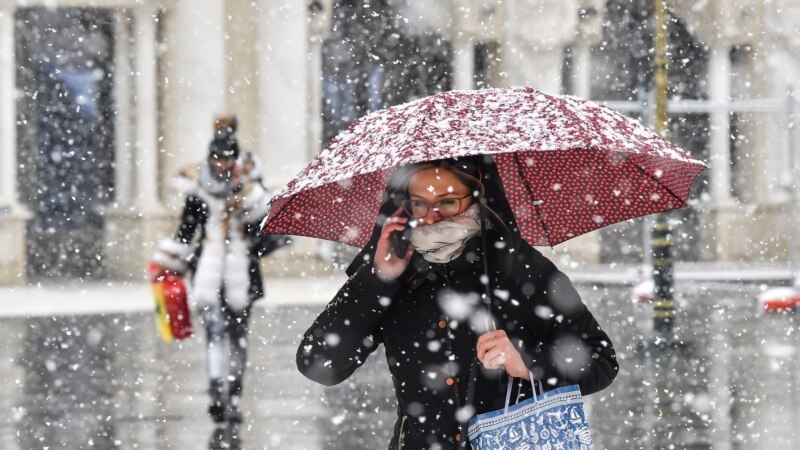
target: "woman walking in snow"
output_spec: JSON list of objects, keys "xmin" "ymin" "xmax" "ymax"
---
[
  {"xmin": 296, "ymin": 157, "xmax": 618, "ymax": 449},
  {"xmin": 152, "ymin": 114, "xmax": 284, "ymax": 423}
]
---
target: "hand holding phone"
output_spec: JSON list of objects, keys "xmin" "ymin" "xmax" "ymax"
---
[
  {"xmin": 374, "ymin": 207, "xmax": 414, "ymax": 281},
  {"xmin": 390, "ymin": 209, "xmax": 413, "ymax": 256},
  {"xmin": 391, "ymin": 231, "xmax": 409, "ymax": 257}
]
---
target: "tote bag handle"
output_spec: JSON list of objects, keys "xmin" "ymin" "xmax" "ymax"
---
[{"xmin": 503, "ymin": 372, "xmax": 544, "ymax": 415}]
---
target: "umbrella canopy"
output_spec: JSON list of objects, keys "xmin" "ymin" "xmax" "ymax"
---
[{"xmin": 260, "ymin": 87, "xmax": 706, "ymax": 248}]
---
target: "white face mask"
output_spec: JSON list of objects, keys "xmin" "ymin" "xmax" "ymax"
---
[{"xmin": 410, "ymin": 204, "xmax": 481, "ymax": 264}]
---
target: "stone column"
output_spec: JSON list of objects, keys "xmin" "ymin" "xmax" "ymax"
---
[
  {"xmin": 0, "ymin": 5, "xmax": 17, "ymax": 208},
  {"xmin": 571, "ymin": 1, "xmax": 602, "ymax": 99},
  {"xmin": 0, "ymin": 4, "xmax": 29, "ymax": 284},
  {"xmin": 160, "ymin": 0, "xmax": 226, "ymax": 178},
  {"xmin": 452, "ymin": 34, "xmax": 475, "ymax": 91},
  {"xmin": 224, "ymin": 0, "xmax": 260, "ymax": 151},
  {"xmin": 254, "ymin": 0, "xmax": 321, "ymax": 275},
  {"xmin": 257, "ymin": 0, "xmax": 309, "ymax": 191},
  {"xmin": 502, "ymin": 0, "xmax": 578, "ymax": 94},
  {"xmin": 306, "ymin": 2, "xmax": 329, "ymax": 161},
  {"xmin": 112, "ymin": 10, "xmax": 134, "ymax": 210},
  {"xmin": 503, "ymin": 44, "xmax": 564, "ymax": 95},
  {"xmin": 705, "ymin": 42, "xmax": 738, "ymax": 261},
  {"xmin": 570, "ymin": 42, "xmax": 591, "ymax": 98},
  {"xmin": 105, "ymin": 5, "xmax": 176, "ymax": 280},
  {"xmin": 133, "ymin": 6, "xmax": 162, "ymax": 212},
  {"xmin": 571, "ymin": 2, "xmax": 602, "ymax": 99},
  {"xmin": 708, "ymin": 44, "xmax": 734, "ymax": 207}
]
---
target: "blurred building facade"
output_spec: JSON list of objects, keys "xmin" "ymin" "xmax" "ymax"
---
[{"xmin": 0, "ymin": 0, "xmax": 799, "ymax": 284}]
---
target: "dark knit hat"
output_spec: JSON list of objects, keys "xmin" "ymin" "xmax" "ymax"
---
[
  {"xmin": 208, "ymin": 113, "xmax": 240, "ymax": 159},
  {"xmin": 208, "ymin": 134, "xmax": 240, "ymax": 159}
]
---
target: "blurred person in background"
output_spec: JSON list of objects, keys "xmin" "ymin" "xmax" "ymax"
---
[{"xmin": 151, "ymin": 114, "xmax": 287, "ymax": 423}]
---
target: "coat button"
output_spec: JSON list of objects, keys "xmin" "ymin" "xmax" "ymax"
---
[
  {"xmin": 438, "ymin": 320, "xmax": 447, "ymax": 329},
  {"xmin": 446, "ymin": 377, "xmax": 455, "ymax": 386},
  {"xmin": 474, "ymin": 255, "xmax": 481, "ymax": 262}
]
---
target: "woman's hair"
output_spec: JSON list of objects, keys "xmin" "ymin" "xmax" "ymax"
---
[{"xmin": 400, "ymin": 161, "xmax": 480, "ymax": 194}]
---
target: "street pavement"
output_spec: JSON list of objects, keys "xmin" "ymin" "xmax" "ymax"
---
[
  {"xmin": 0, "ymin": 299, "xmax": 396, "ymax": 449},
  {"xmin": 1, "ymin": 269, "xmax": 799, "ymax": 449}
]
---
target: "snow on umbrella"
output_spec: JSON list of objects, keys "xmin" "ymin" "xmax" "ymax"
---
[{"xmin": 260, "ymin": 86, "xmax": 706, "ymax": 247}]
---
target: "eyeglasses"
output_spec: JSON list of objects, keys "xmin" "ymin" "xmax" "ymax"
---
[{"xmin": 403, "ymin": 193, "xmax": 473, "ymax": 219}]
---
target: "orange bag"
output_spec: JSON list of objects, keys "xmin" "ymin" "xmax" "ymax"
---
[{"xmin": 148, "ymin": 262, "xmax": 193, "ymax": 342}]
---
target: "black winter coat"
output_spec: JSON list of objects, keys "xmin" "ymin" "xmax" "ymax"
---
[
  {"xmin": 176, "ymin": 195, "xmax": 288, "ymax": 302},
  {"xmin": 296, "ymin": 231, "xmax": 618, "ymax": 450}
]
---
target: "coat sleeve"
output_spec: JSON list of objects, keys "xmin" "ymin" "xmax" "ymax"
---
[
  {"xmin": 296, "ymin": 264, "xmax": 399, "ymax": 386},
  {"xmin": 517, "ymin": 248, "xmax": 619, "ymax": 395},
  {"xmin": 151, "ymin": 196, "xmax": 206, "ymax": 273},
  {"xmin": 175, "ymin": 195, "xmax": 208, "ymax": 244}
]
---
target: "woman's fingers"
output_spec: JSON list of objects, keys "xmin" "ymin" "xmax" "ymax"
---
[
  {"xmin": 476, "ymin": 330, "xmax": 509, "ymax": 360},
  {"xmin": 477, "ymin": 330, "xmax": 511, "ymax": 361},
  {"xmin": 478, "ymin": 340, "xmax": 506, "ymax": 363},
  {"xmin": 381, "ymin": 206, "xmax": 408, "ymax": 229},
  {"xmin": 379, "ymin": 219, "xmax": 408, "ymax": 240},
  {"xmin": 476, "ymin": 335, "xmax": 498, "ymax": 360},
  {"xmin": 476, "ymin": 329, "xmax": 507, "ymax": 345},
  {"xmin": 481, "ymin": 344, "xmax": 528, "ymax": 377},
  {"xmin": 373, "ymin": 206, "xmax": 415, "ymax": 281},
  {"xmin": 380, "ymin": 222, "xmax": 406, "ymax": 236},
  {"xmin": 476, "ymin": 330, "xmax": 530, "ymax": 377},
  {"xmin": 482, "ymin": 347, "xmax": 507, "ymax": 369}
]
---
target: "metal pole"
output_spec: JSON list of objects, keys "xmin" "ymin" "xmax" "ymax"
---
[
  {"xmin": 652, "ymin": 0, "xmax": 675, "ymax": 335},
  {"xmin": 651, "ymin": 2, "xmax": 678, "ymax": 449}
]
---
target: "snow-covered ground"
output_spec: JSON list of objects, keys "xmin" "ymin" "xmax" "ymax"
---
[
  {"xmin": 0, "ymin": 276, "xmax": 347, "ymax": 317},
  {"xmin": 0, "ymin": 263, "xmax": 792, "ymax": 317}
]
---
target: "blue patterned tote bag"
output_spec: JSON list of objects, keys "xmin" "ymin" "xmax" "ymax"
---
[{"xmin": 467, "ymin": 374, "xmax": 593, "ymax": 450}]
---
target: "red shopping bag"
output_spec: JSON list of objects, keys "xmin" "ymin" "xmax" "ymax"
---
[{"xmin": 148, "ymin": 262, "xmax": 194, "ymax": 342}]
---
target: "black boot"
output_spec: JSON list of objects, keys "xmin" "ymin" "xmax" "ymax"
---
[
  {"xmin": 225, "ymin": 396, "xmax": 243, "ymax": 423},
  {"xmin": 208, "ymin": 378, "xmax": 226, "ymax": 423},
  {"xmin": 225, "ymin": 378, "xmax": 243, "ymax": 423}
]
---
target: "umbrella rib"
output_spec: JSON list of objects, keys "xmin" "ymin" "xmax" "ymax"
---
[
  {"xmin": 262, "ymin": 194, "xmax": 294, "ymax": 236},
  {"xmin": 627, "ymin": 155, "xmax": 692, "ymax": 209},
  {"xmin": 416, "ymin": 97, "xmax": 436, "ymax": 158},
  {"xmin": 513, "ymin": 152, "xmax": 553, "ymax": 247}
]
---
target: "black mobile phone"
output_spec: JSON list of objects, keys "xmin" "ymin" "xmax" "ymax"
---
[
  {"xmin": 390, "ymin": 207, "xmax": 413, "ymax": 256},
  {"xmin": 391, "ymin": 227, "xmax": 412, "ymax": 256}
]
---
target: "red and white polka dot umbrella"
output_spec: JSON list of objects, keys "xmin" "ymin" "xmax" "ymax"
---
[{"xmin": 260, "ymin": 87, "xmax": 706, "ymax": 248}]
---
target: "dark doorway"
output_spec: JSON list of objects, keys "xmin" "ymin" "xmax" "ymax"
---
[
  {"xmin": 321, "ymin": 0, "xmax": 453, "ymax": 146},
  {"xmin": 16, "ymin": 8, "xmax": 115, "ymax": 281}
]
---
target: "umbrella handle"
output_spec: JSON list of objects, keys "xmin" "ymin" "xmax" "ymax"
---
[
  {"xmin": 485, "ymin": 316, "xmax": 497, "ymax": 332},
  {"xmin": 478, "ymin": 200, "xmax": 495, "ymax": 332}
]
